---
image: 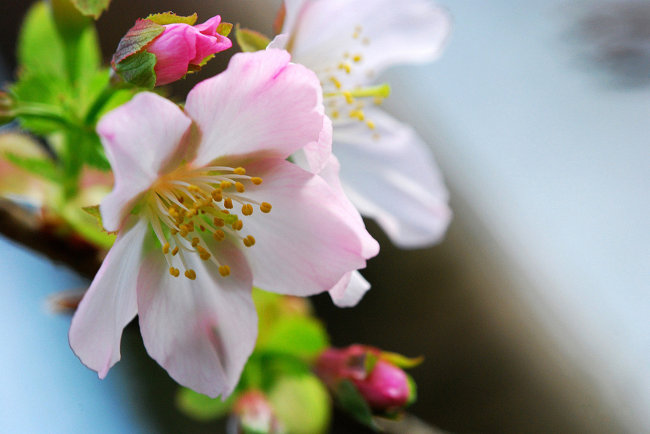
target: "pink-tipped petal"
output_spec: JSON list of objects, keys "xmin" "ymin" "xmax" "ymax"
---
[
  {"xmin": 69, "ymin": 217, "xmax": 149, "ymax": 378},
  {"xmin": 97, "ymin": 92, "xmax": 192, "ymax": 231},
  {"xmin": 149, "ymin": 25, "xmax": 197, "ymax": 86},
  {"xmin": 329, "ymin": 271, "xmax": 371, "ymax": 307},
  {"xmin": 185, "ymin": 49, "xmax": 325, "ymax": 168},
  {"xmin": 333, "ymin": 108, "xmax": 451, "ymax": 248},
  {"xmin": 240, "ymin": 158, "xmax": 373, "ymax": 296},
  {"xmin": 286, "ymin": 0, "xmax": 450, "ymax": 80},
  {"xmin": 137, "ymin": 240, "xmax": 256, "ymax": 398}
]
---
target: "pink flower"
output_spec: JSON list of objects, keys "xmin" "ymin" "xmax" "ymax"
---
[
  {"xmin": 69, "ymin": 49, "xmax": 378, "ymax": 397},
  {"xmin": 316, "ymin": 345, "xmax": 413, "ymax": 412},
  {"xmin": 148, "ymin": 15, "xmax": 232, "ymax": 86}
]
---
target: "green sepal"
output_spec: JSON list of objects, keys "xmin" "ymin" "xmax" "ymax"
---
[
  {"xmin": 64, "ymin": 204, "xmax": 115, "ymax": 248},
  {"xmin": 114, "ymin": 51, "xmax": 158, "ymax": 89},
  {"xmin": 380, "ymin": 351, "xmax": 424, "ymax": 369},
  {"xmin": 217, "ymin": 22, "xmax": 233, "ymax": 37},
  {"xmin": 176, "ymin": 387, "xmax": 237, "ymax": 421},
  {"xmin": 364, "ymin": 352, "xmax": 379, "ymax": 376},
  {"xmin": 70, "ymin": 0, "xmax": 111, "ymax": 19},
  {"xmin": 82, "ymin": 204, "xmax": 101, "ymax": 223},
  {"xmin": 235, "ymin": 25, "xmax": 271, "ymax": 52},
  {"xmin": 112, "ymin": 19, "xmax": 164, "ymax": 66},
  {"xmin": 404, "ymin": 373, "xmax": 417, "ymax": 407},
  {"xmin": 335, "ymin": 380, "xmax": 379, "ymax": 431},
  {"xmin": 146, "ymin": 12, "xmax": 197, "ymax": 26}
]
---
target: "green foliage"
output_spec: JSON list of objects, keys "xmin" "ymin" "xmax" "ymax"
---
[
  {"xmin": 176, "ymin": 387, "xmax": 236, "ymax": 421},
  {"xmin": 146, "ymin": 12, "xmax": 197, "ymax": 26},
  {"xmin": 268, "ymin": 374, "xmax": 331, "ymax": 434},
  {"xmin": 70, "ymin": 0, "xmax": 111, "ymax": 19},
  {"xmin": 261, "ymin": 316, "xmax": 329, "ymax": 361},
  {"xmin": 335, "ymin": 380, "xmax": 379, "ymax": 431},
  {"xmin": 3, "ymin": 153, "xmax": 62, "ymax": 183},
  {"xmin": 217, "ymin": 22, "xmax": 233, "ymax": 37},
  {"xmin": 380, "ymin": 351, "xmax": 423, "ymax": 369},
  {"xmin": 235, "ymin": 25, "xmax": 271, "ymax": 52},
  {"xmin": 112, "ymin": 19, "xmax": 164, "ymax": 65}
]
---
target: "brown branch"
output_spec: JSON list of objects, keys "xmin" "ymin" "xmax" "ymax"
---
[{"xmin": 0, "ymin": 199, "xmax": 103, "ymax": 279}]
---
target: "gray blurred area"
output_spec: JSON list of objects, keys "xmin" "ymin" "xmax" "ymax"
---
[{"xmin": 2, "ymin": 0, "xmax": 647, "ymax": 433}]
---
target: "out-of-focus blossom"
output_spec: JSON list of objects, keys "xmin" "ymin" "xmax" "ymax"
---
[
  {"xmin": 230, "ymin": 390, "xmax": 285, "ymax": 434},
  {"xmin": 69, "ymin": 49, "xmax": 377, "ymax": 398},
  {"xmin": 316, "ymin": 345, "xmax": 414, "ymax": 412},
  {"xmin": 271, "ymin": 0, "xmax": 452, "ymax": 250},
  {"xmin": 111, "ymin": 13, "xmax": 232, "ymax": 87}
]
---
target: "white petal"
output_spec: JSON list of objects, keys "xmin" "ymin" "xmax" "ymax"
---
[
  {"xmin": 136, "ymin": 239, "xmax": 256, "ymax": 398},
  {"xmin": 185, "ymin": 49, "xmax": 326, "ymax": 168},
  {"xmin": 97, "ymin": 92, "xmax": 192, "ymax": 231},
  {"xmin": 69, "ymin": 217, "xmax": 149, "ymax": 378},
  {"xmin": 329, "ymin": 271, "xmax": 371, "ymax": 307},
  {"xmin": 287, "ymin": 0, "xmax": 450, "ymax": 81},
  {"xmin": 333, "ymin": 108, "xmax": 452, "ymax": 248}
]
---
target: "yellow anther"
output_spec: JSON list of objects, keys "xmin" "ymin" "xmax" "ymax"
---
[
  {"xmin": 243, "ymin": 235, "xmax": 256, "ymax": 247},
  {"xmin": 171, "ymin": 246, "xmax": 179, "ymax": 256},
  {"xmin": 234, "ymin": 167, "xmax": 246, "ymax": 175},
  {"xmin": 222, "ymin": 209, "xmax": 230, "ymax": 214},
  {"xmin": 213, "ymin": 229, "xmax": 225, "ymax": 241},
  {"xmin": 353, "ymin": 54, "xmax": 362, "ymax": 62},
  {"xmin": 330, "ymin": 76, "xmax": 342, "ymax": 89},
  {"xmin": 184, "ymin": 269, "xmax": 197, "ymax": 280},
  {"xmin": 199, "ymin": 225, "xmax": 206, "ymax": 232},
  {"xmin": 349, "ymin": 109, "xmax": 365, "ymax": 121},
  {"xmin": 169, "ymin": 267, "xmax": 180, "ymax": 277},
  {"xmin": 180, "ymin": 228, "xmax": 189, "ymax": 238},
  {"xmin": 168, "ymin": 207, "xmax": 177, "ymax": 216},
  {"xmin": 200, "ymin": 252, "xmax": 211, "ymax": 261},
  {"xmin": 343, "ymin": 91, "xmax": 354, "ymax": 105},
  {"xmin": 235, "ymin": 182, "xmax": 246, "ymax": 193},
  {"xmin": 372, "ymin": 133, "xmax": 381, "ymax": 141},
  {"xmin": 362, "ymin": 37, "xmax": 370, "ymax": 45},
  {"xmin": 224, "ymin": 198, "xmax": 233, "ymax": 209},
  {"xmin": 218, "ymin": 265, "xmax": 230, "ymax": 277},
  {"xmin": 191, "ymin": 237, "xmax": 200, "ymax": 247},
  {"xmin": 251, "ymin": 177, "xmax": 263, "ymax": 185},
  {"xmin": 171, "ymin": 228, "xmax": 178, "ymax": 235},
  {"xmin": 211, "ymin": 189, "xmax": 223, "ymax": 202},
  {"xmin": 331, "ymin": 111, "xmax": 340, "ymax": 119},
  {"xmin": 220, "ymin": 180, "xmax": 233, "ymax": 189},
  {"xmin": 187, "ymin": 208, "xmax": 197, "ymax": 217},
  {"xmin": 260, "ymin": 202, "xmax": 272, "ymax": 213},
  {"xmin": 213, "ymin": 217, "xmax": 225, "ymax": 227},
  {"xmin": 338, "ymin": 62, "xmax": 352, "ymax": 74},
  {"xmin": 162, "ymin": 242, "xmax": 170, "ymax": 254},
  {"xmin": 366, "ymin": 120, "xmax": 376, "ymax": 129},
  {"xmin": 178, "ymin": 196, "xmax": 185, "ymax": 203},
  {"xmin": 373, "ymin": 97, "xmax": 384, "ymax": 105},
  {"xmin": 232, "ymin": 219, "xmax": 243, "ymax": 231},
  {"xmin": 242, "ymin": 204, "xmax": 253, "ymax": 216},
  {"xmin": 188, "ymin": 185, "xmax": 200, "ymax": 192}
]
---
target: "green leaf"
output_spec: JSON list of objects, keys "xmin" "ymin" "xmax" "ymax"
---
[
  {"xmin": 380, "ymin": 351, "xmax": 424, "ymax": 369},
  {"xmin": 261, "ymin": 316, "xmax": 328, "ymax": 360},
  {"xmin": 217, "ymin": 22, "xmax": 233, "ymax": 37},
  {"xmin": 18, "ymin": 2, "xmax": 66, "ymax": 77},
  {"xmin": 63, "ymin": 203, "xmax": 115, "ymax": 248},
  {"xmin": 146, "ymin": 12, "xmax": 197, "ymax": 26},
  {"xmin": 112, "ymin": 19, "xmax": 164, "ymax": 66},
  {"xmin": 114, "ymin": 51, "xmax": 158, "ymax": 89},
  {"xmin": 3, "ymin": 153, "xmax": 61, "ymax": 183},
  {"xmin": 70, "ymin": 0, "xmax": 111, "ymax": 19},
  {"xmin": 176, "ymin": 387, "xmax": 236, "ymax": 421},
  {"xmin": 268, "ymin": 374, "xmax": 331, "ymax": 434},
  {"xmin": 74, "ymin": 24, "xmax": 102, "ymax": 86},
  {"xmin": 235, "ymin": 25, "xmax": 271, "ymax": 52},
  {"xmin": 364, "ymin": 352, "xmax": 379, "ymax": 375},
  {"xmin": 335, "ymin": 380, "xmax": 378, "ymax": 431}
]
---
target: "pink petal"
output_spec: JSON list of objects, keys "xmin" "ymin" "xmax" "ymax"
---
[
  {"xmin": 136, "ymin": 239, "xmax": 256, "ymax": 398},
  {"xmin": 333, "ymin": 108, "xmax": 452, "ymax": 248},
  {"xmin": 329, "ymin": 271, "xmax": 371, "ymax": 307},
  {"xmin": 238, "ymin": 158, "xmax": 374, "ymax": 296},
  {"xmin": 97, "ymin": 92, "xmax": 192, "ymax": 231},
  {"xmin": 69, "ymin": 217, "xmax": 149, "ymax": 378},
  {"xmin": 149, "ymin": 25, "xmax": 197, "ymax": 86},
  {"xmin": 184, "ymin": 49, "xmax": 326, "ymax": 168}
]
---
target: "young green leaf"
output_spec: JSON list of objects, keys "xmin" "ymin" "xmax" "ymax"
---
[
  {"xmin": 176, "ymin": 387, "xmax": 237, "ymax": 421},
  {"xmin": 18, "ymin": 2, "xmax": 66, "ymax": 77},
  {"xmin": 235, "ymin": 25, "xmax": 271, "ymax": 52},
  {"xmin": 146, "ymin": 12, "xmax": 197, "ymax": 26},
  {"xmin": 3, "ymin": 153, "xmax": 61, "ymax": 183},
  {"xmin": 70, "ymin": 0, "xmax": 111, "ymax": 19},
  {"xmin": 260, "ymin": 316, "xmax": 328, "ymax": 360}
]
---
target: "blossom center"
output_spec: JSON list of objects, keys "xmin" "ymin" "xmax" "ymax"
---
[{"xmin": 145, "ymin": 165, "xmax": 271, "ymax": 279}]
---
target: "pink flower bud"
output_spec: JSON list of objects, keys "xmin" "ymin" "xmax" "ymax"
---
[
  {"xmin": 315, "ymin": 345, "xmax": 413, "ymax": 412},
  {"xmin": 147, "ymin": 16, "xmax": 232, "ymax": 86}
]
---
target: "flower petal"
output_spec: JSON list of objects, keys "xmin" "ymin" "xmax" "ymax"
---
[
  {"xmin": 285, "ymin": 0, "xmax": 450, "ymax": 80},
  {"xmin": 69, "ymin": 217, "xmax": 149, "ymax": 378},
  {"xmin": 332, "ymin": 108, "xmax": 452, "ymax": 248},
  {"xmin": 239, "ymin": 158, "xmax": 374, "ymax": 296},
  {"xmin": 184, "ymin": 49, "xmax": 326, "ymax": 168},
  {"xmin": 329, "ymin": 271, "xmax": 371, "ymax": 307},
  {"xmin": 136, "ymin": 239, "xmax": 255, "ymax": 398},
  {"xmin": 97, "ymin": 92, "xmax": 192, "ymax": 231}
]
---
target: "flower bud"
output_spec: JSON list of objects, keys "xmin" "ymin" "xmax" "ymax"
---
[
  {"xmin": 230, "ymin": 390, "xmax": 285, "ymax": 434},
  {"xmin": 111, "ymin": 12, "xmax": 233, "ymax": 88},
  {"xmin": 315, "ymin": 345, "xmax": 415, "ymax": 413}
]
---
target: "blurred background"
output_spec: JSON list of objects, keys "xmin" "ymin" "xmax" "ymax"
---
[{"xmin": 1, "ymin": 0, "xmax": 648, "ymax": 432}]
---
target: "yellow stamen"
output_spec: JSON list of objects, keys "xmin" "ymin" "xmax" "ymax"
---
[
  {"xmin": 211, "ymin": 189, "xmax": 223, "ymax": 202},
  {"xmin": 234, "ymin": 167, "xmax": 246, "ymax": 175},
  {"xmin": 232, "ymin": 220, "xmax": 243, "ymax": 231},
  {"xmin": 251, "ymin": 177, "xmax": 263, "ymax": 185},
  {"xmin": 366, "ymin": 120, "xmax": 375, "ymax": 130},
  {"xmin": 162, "ymin": 242, "xmax": 170, "ymax": 254},
  {"xmin": 224, "ymin": 198, "xmax": 233, "ymax": 209},
  {"xmin": 260, "ymin": 202, "xmax": 272, "ymax": 213},
  {"xmin": 220, "ymin": 180, "xmax": 233, "ymax": 189},
  {"xmin": 242, "ymin": 204, "xmax": 253, "ymax": 216},
  {"xmin": 235, "ymin": 182, "xmax": 245, "ymax": 193},
  {"xmin": 353, "ymin": 54, "xmax": 362, "ymax": 62},
  {"xmin": 169, "ymin": 267, "xmax": 180, "ymax": 277},
  {"xmin": 184, "ymin": 269, "xmax": 197, "ymax": 280},
  {"xmin": 171, "ymin": 246, "xmax": 179, "ymax": 256},
  {"xmin": 218, "ymin": 265, "xmax": 230, "ymax": 277}
]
